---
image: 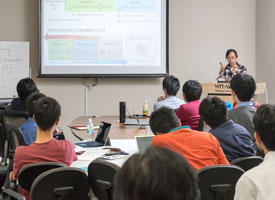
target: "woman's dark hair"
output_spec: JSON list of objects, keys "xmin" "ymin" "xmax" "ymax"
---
[
  {"xmin": 253, "ymin": 104, "xmax": 275, "ymax": 151},
  {"xmin": 199, "ymin": 96, "xmax": 227, "ymax": 128},
  {"xmin": 16, "ymin": 78, "xmax": 38, "ymax": 100},
  {"xmin": 113, "ymin": 146, "xmax": 198, "ymax": 200},
  {"xmin": 182, "ymin": 80, "xmax": 202, "ymax": 102},
  {"xmin": 163, "ymin": 75, "xmax": 180, "ymax": 96},
  {"xmin": 226, "ymin": 49, "xmax": 238, "ymax": 58}
]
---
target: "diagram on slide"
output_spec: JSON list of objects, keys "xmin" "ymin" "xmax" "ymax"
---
[{"xmin": 42, "ymin": 0, "xmax": 161, "ymax": 67}]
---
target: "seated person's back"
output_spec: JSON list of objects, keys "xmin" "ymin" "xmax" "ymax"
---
[
  {"xmin": 10, "ymin": 78, "xmax": 39, "ymax": 112},
  {"xmin": 113, "ymin": 146, "xmax": 199, "ymax": 200},
  {"xmin": 150, "ymin": 107, "xmax": 229, "ymax": 170},
  {"xmin": 154, "ymin": 75, "xmax": 185, "ymax": 110},
  {"xmin": 20, "ymin": 92, "xmax": 46, "ymax": 145},
  {"xmin": 199, "ymin": 96, "xmax": 256, "ymax": 162},
  {"xmin": 228, "ymin": 74, "xmax": 257, "ymax": 139},
  {"xmin": 10, "ymin": 97, "xmax": 77, "ymax": 200},
  {"xmin": 234, "ymin": 105, "xmax": 275, "ymax": 200},
  {"xmin": 176, "ymin": 80, "xmax": 202, "ymax": 130}
]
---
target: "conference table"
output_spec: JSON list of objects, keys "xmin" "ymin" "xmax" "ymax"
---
[
  {"xmin": 69, "ymin": 116, "xmax": 150, "ymax": 169},
  {"xmin": 69, "ymin": 116, "xmax": 148, "ymax": 140}
]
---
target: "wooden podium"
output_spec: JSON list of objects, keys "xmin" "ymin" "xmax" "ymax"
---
[{"xmin": 201, "ymin": 82, "xmax": 267, "ymax": 103}]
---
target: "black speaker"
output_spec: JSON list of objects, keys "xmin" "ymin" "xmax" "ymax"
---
[{"xmin": 119, "ymin": 101, "xmax": 126, "ymax": 123}]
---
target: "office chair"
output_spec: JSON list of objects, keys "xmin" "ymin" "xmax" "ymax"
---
[
  {"xmin": 30, "ymin": 167, "xmax": 89, "ymax": 200},
  {"xmin": 0, "ymin": 125, "xmax": 26, "ymax": 191},
  {"xmin": 88, "ymin": 158, "xmax": 120, "ymax": 200},
  {"xmin": 197, "ymin": 165, "xmax": 245, "ymax": 200},
  {"xmin": 0, "ymin": 110, "xmax": 28, "ymax": 130},
  {"xmin": 0, "ymin": 188, "xmax": 25, "ymax": 200},
  {"xmin": 0, "ymin": 110, "xmax": 28, "ymax": 164},
  {"xmin": 18, "ymin": 162, "xmax": 67, "ymax": 192},
  {"xmin": 231, "ymin": 156, "xmax": 263, "ymax": 171}
]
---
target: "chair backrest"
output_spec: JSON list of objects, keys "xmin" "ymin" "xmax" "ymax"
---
[
  {"xmin": 0, "ymin": 110, "xmax": 28, "ymax": 130},
  {"xmin": 0, "ymin": 188, "xmax": 25, "ymax": 200},
  {"xmin": 231, "ymin": 156, "xmax": 264, "ymax": 171},
  {"xmin": 0, "ymin": 124, "xmax": 5, "ymax": 158},
  {"xmin": 0, "ymin": 110, "xmax": 28, "ymax": 163},
  {"xmin": 88, "ymin": 158, "xmax": 120, "ymax": 200},
  {"xmin": 18, "ymin": 162, "xmax": 67, "ymax": 192},
  {"xmin": 30, "ymin": 167, "xmax": 89, "ymax": 200},
  {"xmin": 8, "ymin": 125, "xmax": 25, "ymax": 151},
  {"xmin": 197, "ymin": 165, "xmax": 245, "ymax": 200}
]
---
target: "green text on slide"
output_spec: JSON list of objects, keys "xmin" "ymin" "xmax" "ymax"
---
[{"xmin": 65, "ymin": 0, "xmax": 115, "ymax": 12}]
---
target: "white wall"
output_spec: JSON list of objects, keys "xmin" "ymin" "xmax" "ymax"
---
[
  {"xmin": 0, "ymin": 0, "xmax": 256, "ymax": 141},
  {"xmin": 256, "ymin": 0, "xmax": 275, "ymax": 103}
]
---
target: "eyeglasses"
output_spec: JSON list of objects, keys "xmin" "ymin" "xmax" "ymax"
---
[{"xmin": 227, "ymin": 57, "xmax": 237, "ymax": 60}]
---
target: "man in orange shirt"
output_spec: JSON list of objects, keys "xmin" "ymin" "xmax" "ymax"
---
[{"xmin": 149, "ymin": 107, "xmax": 229, "ymax": 170}]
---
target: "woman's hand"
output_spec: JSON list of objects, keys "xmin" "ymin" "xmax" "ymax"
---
[
  {"xmin": 219, "ymin": 62, "xmax": 226, "ymax": 75},
  {"xmin": 9, "ymin": 171, "xmax": 16, "ymax": 181}
]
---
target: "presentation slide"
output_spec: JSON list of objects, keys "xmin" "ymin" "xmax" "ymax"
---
[{"xmin": 40, "ymin": 0, "xmax": 168, "ymax": 77}]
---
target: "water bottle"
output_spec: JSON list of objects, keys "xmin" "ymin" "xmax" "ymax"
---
[
  {"xmin": 143, "ymin": 100, "xmax": 149, "ymax": 116},
  {"xmin": 86, "ymin": 118, "xmax": 95, "ymax": 141}
]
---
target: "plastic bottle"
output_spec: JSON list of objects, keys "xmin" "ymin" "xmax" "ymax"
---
[
  {"xmin": 86, "ymin": 118, "xmax": 95, "ymax": 141},
  {"xmin": 143, "ymin": 100, "xmax": 149, "ymax": 116}
]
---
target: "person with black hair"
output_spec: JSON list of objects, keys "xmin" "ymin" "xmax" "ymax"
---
[
  {"xmin": 228, "ymin": 74, "xmax": 257, "ymax": 140},
  {"xmin": 235, "ymin": 104, "xmax": 275, "ymax": 200},
  {"xmin": 150, "ymin": 107, "xmax": 229, "ymax": 170},
  {"xmin": 10, "ymin": 78, "xmax": 39, "ymax": 112},
  {"xmin": 176, "ymin": 80, "xmax": 202, "ymax": 130},
  {"xmin": 10, "ymin": 97, "xmax": 77, "ymax": 200},
  {"xmin": 199, "ymin": 96, "xmax": 255, "ymax": 162},
  {"xmin": 154, "ymin": 75, "xmax": 185, "ymax": 110},
  {"xmin": 113, "ymin": 146, "xmax": 199, "ymax": 200},
  {"xmin": 20, "ymin": 92, "xmax": 46, "ymax": 145},
  {"xmin": 219, "ymin": 49, "xmax": 247, "ymax": 82}
]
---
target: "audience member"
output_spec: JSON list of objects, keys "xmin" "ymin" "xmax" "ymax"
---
[
  {"xmin": 229, "ymin": 74, "xmax": 256, "ymax": 139},
  {"xmin": 113, "ymin": 146, "xmax": 199, "ymax": 200},
  {"xmin": 10, "ymin": 97, "xmax": 77, "ymax": 200},
  {"xmin": 176, "ymin": 80, "xmax": 202, "ymax": 130},
  {"xmin": 154, "ymin": 75, "xmax": 185, "ymax": 111},
  {"xmin": 150, "ymin": 107, "xmax": 229, "ymax": 170},
  {"xmin": 20, "ymin": 92, "xmax": 46, "ymax": 145},
  {"xmin": 10, "ymin": 78, "xmax": 39, "ymax": 112},
  {"xmin": 199, "ymin": 96, "xmax": 255, "ymax": 162},
  {"xmin": 235, "ymin": 104, "xmax": 275, "ymax": 200}
]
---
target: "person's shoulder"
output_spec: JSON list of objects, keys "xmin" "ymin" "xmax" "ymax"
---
[
  {"xmin": 231, "ymin": 122, "xmax": 250, "ymax": 134},
  {"xmin": 14, "ymin": 145, "xmax": 31, "ymax": 157},
  {"xmin": 198, "ymin": 131, "xmax": 221, "ymax": 144},
  {"xmin": 239, "ymin": 166, "xmax": 261, "ymax": 185},
  {"xmin": 50, "ymin": 139, "xmax": 74, "ymax": 150}
]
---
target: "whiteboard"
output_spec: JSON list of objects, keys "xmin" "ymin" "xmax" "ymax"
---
[{"xmin": 0, "ymin": 41, "xmax": 30, "ymax": 99}]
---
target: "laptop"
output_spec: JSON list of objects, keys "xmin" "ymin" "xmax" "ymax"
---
[
  {"xmin": 135, "ymin": 135, "xmax": 153, "ymax": 154},
  {"xmin": 75, "ymin": 122, "xmax": 111, "ymax": 148},
  {"xmin": 123, "ymin": 119, "xmax": 150, "ymax": 126}
]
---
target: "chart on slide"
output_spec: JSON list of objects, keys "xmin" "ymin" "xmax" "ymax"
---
[{"xmin": 42, "ymin": 0, "xmax": 162, "ymax": 67}]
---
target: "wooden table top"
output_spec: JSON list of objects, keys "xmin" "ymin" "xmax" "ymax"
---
[{"xmin": 69, "ymin": 116, "xmax": 147, "ymax": 140}]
